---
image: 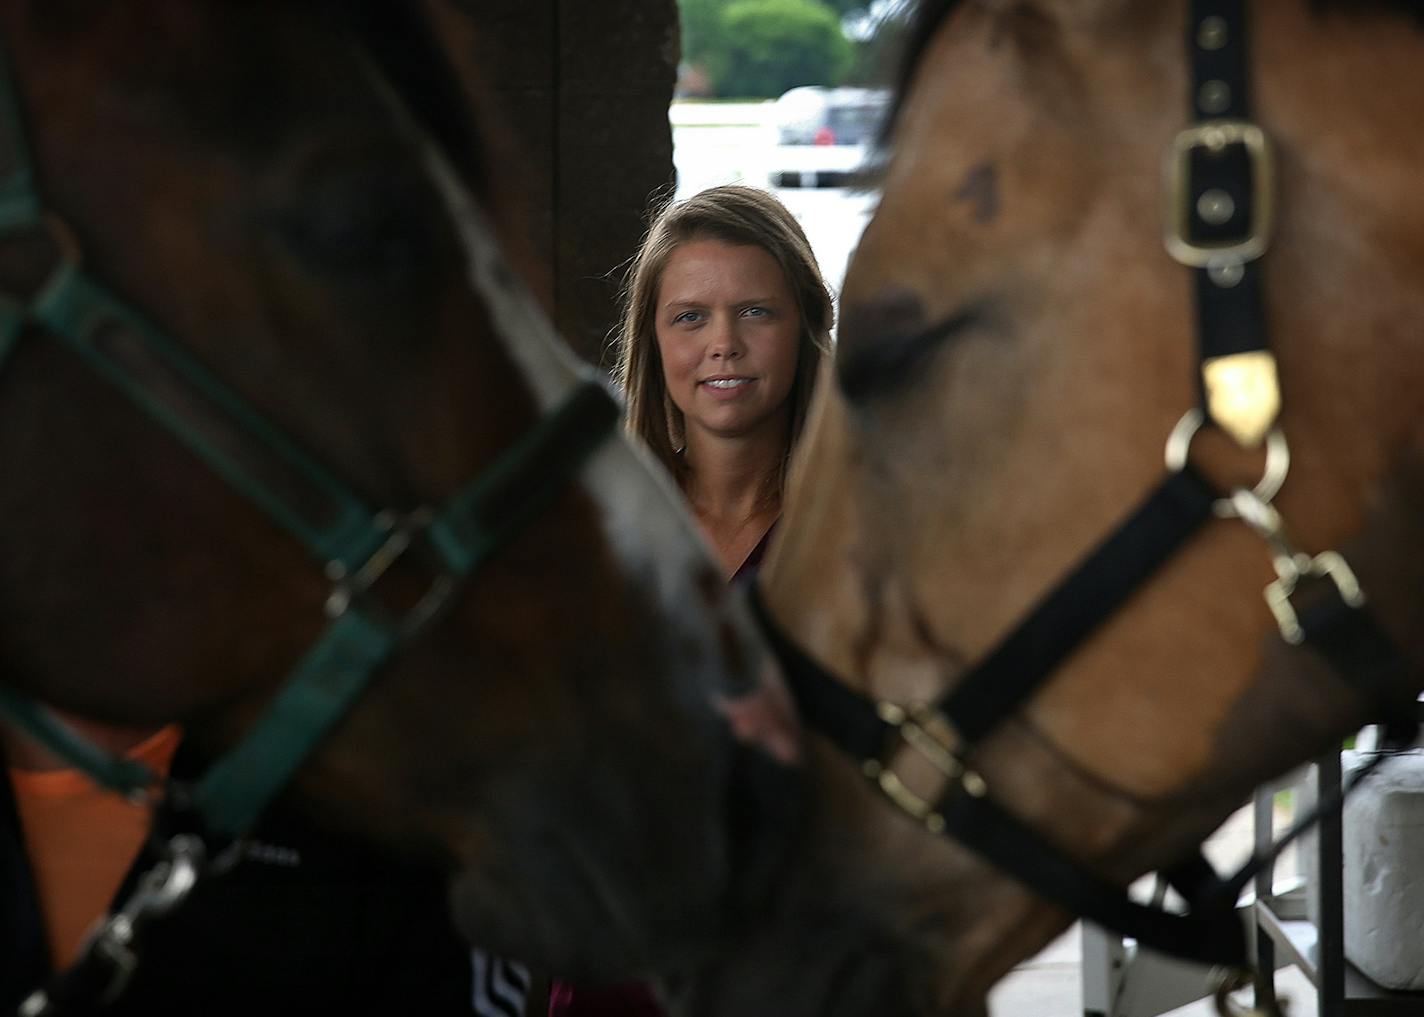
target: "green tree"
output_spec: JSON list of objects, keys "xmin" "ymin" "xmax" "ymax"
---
[
  {"xmin": 707, "ymin": 0, "xmax": 853, "ymax": 98},
  {"xmin": 842, "ymin": 0, "xmax": 914, "ymax": 85},
  {"xmin": 680, "ymin": 0, "xmax": 731, "ymax": 67}
]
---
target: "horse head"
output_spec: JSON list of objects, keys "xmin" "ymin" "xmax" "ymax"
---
[
  {"xmin": 762, "ymin": 1, "xmax": 1424, "ymax": 1011},
  {"xmin": 0, "ymin": 1, "xmax": 803, "ymax": 989}
]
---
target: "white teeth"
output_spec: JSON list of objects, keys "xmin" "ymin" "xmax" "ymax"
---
[{"xmin": 704, "ymin": 378, "xmax": 750, "ymax": 389}]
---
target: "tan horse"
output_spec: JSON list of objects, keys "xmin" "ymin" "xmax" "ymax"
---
[{"xmin": 761, "ymin": 1, "xmax": 1424, "ymax": 1013}]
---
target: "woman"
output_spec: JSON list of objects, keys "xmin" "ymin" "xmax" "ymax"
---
[
  {"xmin": 547, "ymin": 185, "xmax": 834, "ymax": 1017},
  {"xmin": 614, "ymin": 184, "xmax": 834, "ymax": 580}
]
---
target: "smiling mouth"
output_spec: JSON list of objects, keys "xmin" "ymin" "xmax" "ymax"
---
[{"xmin": 702, "ymin": 378, "xmax": 754, "ymax": 389}]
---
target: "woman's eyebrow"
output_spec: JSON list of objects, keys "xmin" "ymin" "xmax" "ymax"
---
[{"xmin": 662, "ymin": 295, "xmax": 780, "ymax": 309}]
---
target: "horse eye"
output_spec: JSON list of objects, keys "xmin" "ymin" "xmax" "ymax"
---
[
  {"xmin": 273, "ymin": 162, "xmax": 451, "ymax": 285},
  {"xmin": 836, "ymin": 300, "xmax": 984, "ymax": 403}
]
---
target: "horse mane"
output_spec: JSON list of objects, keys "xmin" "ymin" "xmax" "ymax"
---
[
  {"xmin": 345, "ymin": 2, "xmax": 491, "ymax": 200},
  {"xmin": 881, "ymin": 0, "xmax": 1424, "ymax": 144}
]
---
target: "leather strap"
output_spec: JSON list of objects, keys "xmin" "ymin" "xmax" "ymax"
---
[
  {"xmin": 941, "ymin": 466, "xmax": 1219, "ymax": 743},
  {"xmin": 940, "ymin": 794, "xmax": 1248, "ymax": 966}
]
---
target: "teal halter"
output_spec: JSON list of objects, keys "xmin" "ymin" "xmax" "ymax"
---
[{"xmin": 0, "ymin": 44, "xmax": 619, "ymax": 840}]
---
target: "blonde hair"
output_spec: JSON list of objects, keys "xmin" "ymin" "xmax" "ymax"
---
[{"xmin": 612, "ymin": 184, "xmax": 834, "ymax": 487}]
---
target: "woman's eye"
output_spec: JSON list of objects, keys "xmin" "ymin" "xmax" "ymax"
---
[
  {"xmin": 741, "ymin": 306, "xmax": 769, "ymax": 318},
  {"xmin": 673, "ymin": 310, "xmax": 702, "ymax": 324}
]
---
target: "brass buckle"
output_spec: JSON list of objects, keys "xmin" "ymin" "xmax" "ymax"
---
[
  {"xmin": 861, "ymin": 701, "xmax": 985, "ymax": 834},
  {"xmin": 1163, "ymin": 120, "xmax": 1274, "ymax": 269},
  {"xmin": 1226, "ymin": 487, "xmax": 1367, "ymax": 645},
  {"xmin": 325, "ymin": 509, "xmax": 457, "ymax": 638}
]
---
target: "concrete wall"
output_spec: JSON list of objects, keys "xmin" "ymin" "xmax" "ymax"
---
[{"xmin": 453, "ymin": 0, "xmax": 680, "ymax": 368}]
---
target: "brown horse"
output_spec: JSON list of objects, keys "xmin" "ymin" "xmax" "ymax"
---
[
  {"xmin": 761, "ymin": 0, "xmax": 1424, "ymax": 1013},
  {"xmin": 0, "ymin": 0, "xmax": 806, "ymax": 1005}
]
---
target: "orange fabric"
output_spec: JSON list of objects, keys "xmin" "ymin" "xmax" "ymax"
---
[{"xmin": 9, "ymin": 725, "xmax": 182, "ymax": 969}]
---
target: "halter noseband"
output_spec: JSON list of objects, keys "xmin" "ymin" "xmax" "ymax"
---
[{"xmin": 753, "ymin": 0, "xmax": 1419, "ymax": 976}]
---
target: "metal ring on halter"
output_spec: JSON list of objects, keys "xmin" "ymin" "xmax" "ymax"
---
[
  {"xmin": 17, "ymin": 835, "xmax": 210, "ymax": 1017},
  {"xmin": 324, "ymin": 508, "xmax": 457, "ymax": 638},
  {"xmin": 1164, "ymin": 408, "xmax": 1290, "ymax": 516}
]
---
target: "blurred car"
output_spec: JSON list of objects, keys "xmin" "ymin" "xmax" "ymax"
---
[{"xmin": 768, "ymin": 86, "xmax": 889, "ymax": 188}]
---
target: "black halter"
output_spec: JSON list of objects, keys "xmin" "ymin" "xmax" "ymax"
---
[{"xmin": 752, "ymin": 0, "xmax": 1419, "ymax": 972}]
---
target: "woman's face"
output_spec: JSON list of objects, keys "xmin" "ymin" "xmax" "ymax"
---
[{"xmin": 653, "ymin": 239, "xmax": 802, "ymax": 446}]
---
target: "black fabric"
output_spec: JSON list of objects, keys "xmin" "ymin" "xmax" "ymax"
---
[
  {"xmin": 1298, "ymin": 592, "xmax": 1422, "ymax": 745},
  {"xmin": 1190, "ymin": 0, "xmax": 1250, "ymax": 119},
  {"xmin": 1194, "ymin": 259, "xmax": 1267, "ymax": 364},
  {"xmin": 4, "ymin": 739, "xmax": 483, "ymax": 1017},
  {"xmin": 940, "ymin": 792, "xmax": 1248, "ymax": 967},
  {"xmin": 1187, "ymin": 143, "xmax": 1256, "ymax": 248},
  {"xmin": 1186, "ymin": 0, "xmax": 1271, "ymax": 380},
  {"xmin": 940, "ymin": 466, "xmax": 1219, "ymax": 744},
  {"xmin": 746, "ymin": 584, "xmax": 890, "ymax": 762},
  {"xmin": 0, "ymin": 768, "xmax": 49, "ymax": 1012},
  {"xmin": 1161, "ymin": 852, "xmax": 1229, "ymax": 910},
  {"xmin": 746, "ymin": 581, "xmax": 888, "ymax": 757}
]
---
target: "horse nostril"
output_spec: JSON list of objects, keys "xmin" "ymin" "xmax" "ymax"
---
[{"xmin": 715, "ymin": 665, "xmax": 801, "ymax": 765}]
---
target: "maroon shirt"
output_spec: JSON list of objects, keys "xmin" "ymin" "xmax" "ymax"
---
[{"xmin": 548, "ymin": 982, "xmax": 662, "ymax": 1016}]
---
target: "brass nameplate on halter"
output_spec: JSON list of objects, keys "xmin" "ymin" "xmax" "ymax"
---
[{"xmin": 1202, "ymin": 350, "xmax": 1280, "ymax": 448}]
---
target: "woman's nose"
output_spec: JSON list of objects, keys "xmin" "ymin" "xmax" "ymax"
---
[{"xmin": 708, "ymin": 321, "xmax": 744, "ymax": 360}]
